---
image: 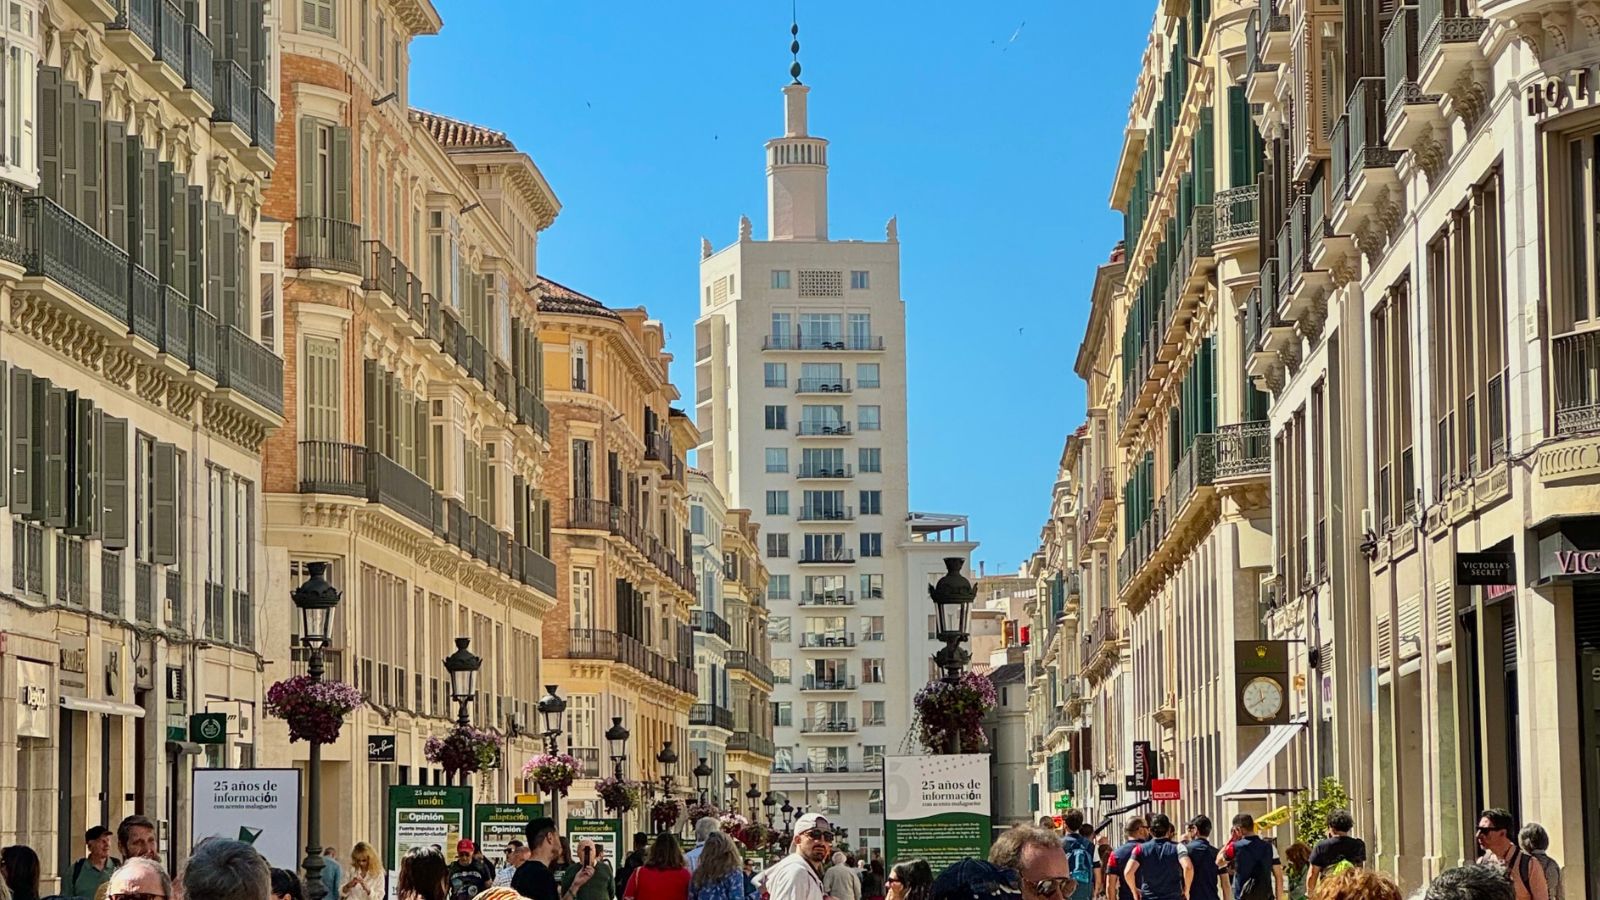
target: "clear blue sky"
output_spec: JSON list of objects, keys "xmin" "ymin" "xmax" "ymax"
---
[{"xmin": 409, "ymin": 2, "xmax": 1151, "ymax": 572}]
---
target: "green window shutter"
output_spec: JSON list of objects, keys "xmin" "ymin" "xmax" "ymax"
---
[
  {"xmin": 414, "ymin": 398, "xmax": 428, "ymax": 483},
  {"xmin": 188, "ymin": 187, "xmax": 206, "ymax": 303},
  {"xmin": 101, "ymin": 414, "xmax": 129, "ymax": 549},
  {"xmin": 227, "ymin": 0, "xmax": 248, "ymax": 68},
  {"xmin": 37, "ymin": 383, "xmax": 68, "ymax": 527},
  {"xmin": 67, "ymin": 394, "xmax": 101, "ymax": 536},
  {"xmin": 0, "ymin": 361, "xmax": 6, "ymax": 509},
  {"xmin": 205, "ymin": 202, "xmax": 222, "ymax": 312},
  {"xmin": 38, "ymin": 67, "xmax": 61, "ymax": 203},
  {"xmin": 1197, "ymin": 107, "xmax": 1215, "ymax": 206},
  {"xmin": 298, "ymin": 117, "xmax": 317, "ymax": 216},
  {"xmin": 1228, "ymin": 86, "xmax": 1251, "ymax": 188},
  {"xmin": 220, "ymin": 214, "xmax": 240, "ymax": 328},
  {"xmin": 104, "ymin": 121, "xmax": 129, "ymax": 250},
  {"xmin": 60, "ymin": 86, "xmax": 81, "ymax": 219},
  {"xmin": 9, "ymin": 368, "xmax": 30, "ymax": 514},
  {"xmin": 80, "ymin": 99, "xmax": 103, "ymax": 234},
  {"xmin": 512, "ymin": 474, "xmax": 526, "ymax": 544},
  {"xmin": 332, "ymin": 125, "xmax": 352, "ymax": 222},
  {"xmin": 160, "ymin": 163, "xmax": 186, "ymax": 286},
  {"xmin": 248, "ymin": 0, "xmax": 267, "ymax": 82},
  {"xmin": 126, "ymin": 136, "xmax": 146, "ymax": 261},
  {"xmin": 363, "ymin": 358, "xmax": 379, "ymax": 450},
  {"xmin": 153, "ymin": 442, "xmax": 178, "ymax": 565},
  {"xmin": 140, "ymin": 149, "xmax": 159, "ymax": 271}
]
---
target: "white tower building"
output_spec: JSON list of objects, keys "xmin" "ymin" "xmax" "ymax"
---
[{"xmin": 693, "ymin": 48, "xmax": 975, "ymax": 854}]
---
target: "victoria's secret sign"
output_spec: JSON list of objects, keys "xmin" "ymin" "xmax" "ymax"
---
[
  {"xmin": 1555, "ymin": 551, "xmax": 1600, "ymax": 576},
  {"xmin": 1539, "ymin": 528, "xmax": 1600, "ymax": 581}
]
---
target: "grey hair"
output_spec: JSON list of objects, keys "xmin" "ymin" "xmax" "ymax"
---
[
  {"xmin": 180, "ymin": 839, "xmax": 271, "ymax": 900},
  {"xmin": 1518, "ymin": 823, "xmax": 1550, "ymax": 853},
  {"xmin": 1424, "ymin": 865, "xmax": 1513, "ymax": 900},
  {"xmin": 989, "ymin": 825, "xmax": 1065, "ymax": 872},
  {"xmin": 694, "ymin": 817, "xmax": 722, "ymax": 842},
  {"xmin": 117, "ymin": 858, "xmax": 174, "ymax": 900},
  {"xmin": 832, "ymin": 851, "xmax": 847, "ymax": 866}
]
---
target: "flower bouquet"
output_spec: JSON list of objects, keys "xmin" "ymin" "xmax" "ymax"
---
[
  {"xmin": 913, "ymin": 669, "xmax": 998, "ymax": 754},
  {"xmin": 264, "ymin": 675, "xmax": 364, "ymax": 744},
  {"xmin": 521, "ymin": 750, "xmax": 584, "ymax": 797},
  {"xmin": 425, "ymin": 724, "xmax": 502, "ymax": 778},
  {"xmin": 596, "ymin": 775, "xmax": 642, "ymax": 813},
  {"xmin": 651, "ymin": 797, "xmax": 682, "ymax": 831},
  {"xmin": 684, "ymin": 800, "xmax": 721, "ymax": 824}
]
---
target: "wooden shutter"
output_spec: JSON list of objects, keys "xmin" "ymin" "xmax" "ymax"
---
[
  {"xmin": 1228, "ymin": 86, "xmax": 1250, "ymax": 189},
  {"xmin": 512, "ymin": 474, "xmax": 526, "ymax": 544},
  {"xmin": 38, "ymin": 67, "xmax": 61, "ymax": 204},
  {"xmin": 205, "ymin": 201, "xmax": 222, "ymax": 312},
  {"xmin": 60, "ymin": 85, "xmax": 81, "ymax": 219},
  {"xmin": 9, "ymin": 368, "xmax": 30, "ymax": 514},
  {"xmin": 159, "ymin": 163, "xmax": 184, "ymax": 285},
  {"xmin": 153, "ymin": 442, "xmax": 178, "ymax": 564},
  {"xmin": 364, "ymin": 358, "xmax": 379, "ymax": 450},
  {"xmin": 101, "ymin": 414, "xmax": 129, "ymax": 549},
  {"xmin": 414, "ymin": 400, "xmax": 428, "ymax": 483},
  {"xmin": 140, "ymin": 149, "xmax": 159, "ymax": 270},
  {"xmin": 67, "ymin": 394, "xmax": 101, "ymax": 536},
  {"xmin": 1196, "ymin": 107, "xmax": 1215, "ymax": 206},
  {"xmin": 220, "ymin": 213, "xmax": 239, "ymax": 328},
  {"xmin": 79, "ymin": 100, "xmax": 103, "ymax": 234},
  {"xmin": 332, "ymin": 126, "xmax": 352, "ymax": 222},
  {"xmin": 0, "ymin": 361, "xmax": 6, "ymax": 509},
  {"xmin": 298, "ymin": 117, "xmax": 317, "ymax": 216},
  {"xmin": 248, "ymin": 0, "xmax": 267, "ymax": 82},
  {"xmin": 207, "ymin": 0, "xmax": 225, "ymax": 55},
  {"xmin": 37, "ymin": 383, "xmax": 68, "ymax": 527},
  {"xmin": 105, "ymin": 121, "xmax": 129, "ymax": 250},
  {"xmin": 228, "ymin": 0, "xmax": 249, "ymax": 67},
  {"xmin": 188, "ymin": 186, "xmax": 206, "ymax": 303}
]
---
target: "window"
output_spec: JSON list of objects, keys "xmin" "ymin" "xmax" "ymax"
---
[
  {"xmin": 375, "ymin": 13, "xmax": 386, "ymax": 83},
  {"xmin": 564, "ymin": 694, "xmax": 598, "ymax": 751},
  {"xmin": 862, "ymin": 658, "xmax": 885, "ymax": 684},
  {"xmin": 300, "ymin": 117, "xmax": 351, "ymax": 223},
  {"xmin": 303, "ymin": 337, "xmax": 341, "ymax": 441},
  {"xmin": 861, "ymin": 616, "xmax": 884, "ymax": 641},
  {"xmin": 766, "ymin": 490, "xmax": 789, "ymax": 515},
  {"xmin": 860, "ymin": 574, "xmax": 884, "ymax": 598},
  {"xmin": 772, "ymin": 658, "xmax": 792, "ymax": 684},
  {"xmin": 302, "ymin": 0, "xmax": 335, "ymax": 35},
  {"xmin": 571, "ymin": 339, "xmax": 589, "ymax": 390},
  {"xmin": 863, "ymin": 701, "xmax": 886, "ymax": 727},
  {"xmin": 768, "ymin": 574, "xmax": 790, "ymax": 601},
  {"xmin": 859, "ymin": 533, "xmax": 883, "ymax": 557},
  {"xmin": 850, "ymin": 270, "xmax": 870, "ymax": 289},
  {"xmin": 848, "ymin": 313, "xmax": 873, "ymax": 348},
  {"xmin": 770, "ymin": 312, "xmax": 792, "ymax": 348},
  {"xmin": 859, "ymin": 405, "xmax": 881, "ymax": 431},
  {"xmin": 771, "ymin": 270, "xmax": 791, "ymax": 289},
  {"xmin": 859, "ymin": 448, "xmax": 882, "ymax": 473},
  {"xmin": 1, "ymin": 12, "xmax": 38, "ymax": 180},
  {"xmin": 690, "ymin": 505, "xmax": 705, "ymax": 535},
  {"xmin": 258, "ymin": 235, "xmax": 282, "ymax": 351},
  {"xmin": 801, "ymin": 490, "xmax": 847, "ymax": 521},
  {"xmin": 358, "ymin": 0, "xmax": 368, "ymax": 63},
  {"xmin": 859, "ymin": 490, "xmax": 882, "ymax": 515},
  {"xmin": 766, "ymin": 533, "xmax": 789, "ymax": 558},
  {"xmin": 864, "ymin": 745, "xmax": 886, "ymax": 771},
  {"xmin": 764, "ymin": 363, "xmax": 788, "ymax": 387},
  {"xmin": 764, "ymin": 405, "xmax": 788, "ymax": 430},
  {"xmin": 800, "ymin": 405, "xmax": 845, "ymax": 433},
  {"xmin": 804, "ymin": 533, "xmax": 848, "ymax": 562},
  {"xmin": 868, "ymin": 789, "xmax": 884, "ymax": 814},
  {"xmin": 771, "ymin": 701, "xmax": 792, "ymax": 728},
  {"xmin": 765, "ymin": 448, "xmax": 788, "ymax": 473},
  {"xmin": 856, "ymin": 363, "xmax": 880, "ymax": 388},
  {"xmin": 571, "ymin": 568, "xmax": 595, "ymax": 630},
  {"xmin": 799, "ymin": 313, "xmax": 842, "ymax": 347},
  {"xmin": 1371, "ymin": 279, "xmax": 1414, "ymax": 533}
]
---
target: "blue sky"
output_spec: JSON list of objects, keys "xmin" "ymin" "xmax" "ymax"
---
[{"xmin": 409, "ymin": 2, "xmax": 1151, "ymax": 572}]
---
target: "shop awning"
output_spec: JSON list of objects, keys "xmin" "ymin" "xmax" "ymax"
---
[
  {"xmin": 61, "ymin": 696, "xmax": 147, "ymax": 717},
  {"xmin": 1215, "ymin": 718, "xmax": 1306, "ymax": 798}
]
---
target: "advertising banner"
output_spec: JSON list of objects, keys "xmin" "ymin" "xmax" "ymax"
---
[
  {"xmin": 192, "ymin": 769, "xmax": 302, "ymax": 870},
  {"xmin": 566, "ymin": 817, "xmax": 623, "ymax": 865},
  {"xmin": 475, "ymin": 804, "xmax": 544, "ymax": 864},
  {"xmin": 387, "ymin": 786, "xmax": 473, "ymax": 869},
  {"xmin": 884, "ymin": 755, "xmax": 991, "ymax": 870}
]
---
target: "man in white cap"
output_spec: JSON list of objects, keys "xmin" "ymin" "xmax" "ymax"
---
[{"xmin": 754, "ymin": 813, "xmax": 835, "ymax": 900}]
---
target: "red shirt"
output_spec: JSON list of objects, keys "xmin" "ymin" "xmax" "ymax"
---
[{"xmin": 626, "ymin": 866, "xmax": 691, "ymax": 900}]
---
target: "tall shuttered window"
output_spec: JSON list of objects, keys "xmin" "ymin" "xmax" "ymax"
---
[
  {"xmin": 304, "ymin": 337, "xmax": 341, "ymax": 441},
  {"xmin": 302, "ymin": 0, "xmax": 334, "ymax": 35}
]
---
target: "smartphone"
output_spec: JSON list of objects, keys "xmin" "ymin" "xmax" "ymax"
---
[{"xmin": 582, "ymin": 846, "xmax": 593, "ymax": 867}]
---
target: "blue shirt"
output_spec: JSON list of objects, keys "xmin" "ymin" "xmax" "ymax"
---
[
  {"xmin": 1105, "ymin": 841, "xmax": 1144, "ymax": 900},
  {"xmin": 1184, "ymin": 840, "xmax": 1220, "ymax": 900},
  {"xmin": 1224, "ymin": 837, "xmax": 1279, "ymax": 900},
  {"xmin": 1130, "ymin": 840, "xmax": 1187, "ymax": 900}
]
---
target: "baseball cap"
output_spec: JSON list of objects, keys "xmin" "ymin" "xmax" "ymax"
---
[
  {"xmin": 457, "ymin": 839, "xmax": 476, "ymax": 853},
  {"xmin": 931, "ymin": 860, "xmax": 1021, "ymax": 900},
  {"xmin": 86, "ymin": 826, "xmax": 112, "ymax": 842},
  {"xmin": 794, "ymin": 813, "xmax": 833, "ymax": 835}
]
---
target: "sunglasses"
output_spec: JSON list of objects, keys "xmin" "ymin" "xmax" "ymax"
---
[
  {"xmin": 1030, "ymin": 878, "xmax": 1078, "ymax": 897},
  {"xmin": 805, "ymin": 830, "xmax": 836, "ymax": 842},
  {"xmin": 110, "ymin": 893, "xmax": 167, "ymax": 900},
  {"xmin": 1476, "ymin": 826, "xmax": 1503, "ymax": 835},
  {"xmin": 886, "ymin": 878, "xmax": 902, "ymax": 885}
]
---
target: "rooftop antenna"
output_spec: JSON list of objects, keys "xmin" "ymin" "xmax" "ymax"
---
[{"xmin": 789, "ymin": 3, "xmax": 802, "ymax": 84}]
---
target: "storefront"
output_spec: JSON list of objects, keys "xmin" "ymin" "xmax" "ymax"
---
[{"xmin": 1544, "ymin": 520, "xmax": 1600, "ymax": 900}]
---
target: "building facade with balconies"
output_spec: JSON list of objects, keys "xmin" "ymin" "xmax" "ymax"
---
[
  {"xmin": 687, "ymin": 468, "xmax": 735, "ymax": 800},
  {"xmin": 1105, "ymin": 0, "xmax": 1275, "ymax": 811},
  {"xmin": 538, "ymin": 277, "xmax": 698, "ymax": 831},
  {"xmin": 718, "ymin": 505, "xmax": 776, "ymax": 808},
  {"xmin": 260, "ymin": 0, "xmax": 562, "ymax": 857},
  {"xmin": 0, "ymin": 0, "xmax": 283, "ymax": 874}
]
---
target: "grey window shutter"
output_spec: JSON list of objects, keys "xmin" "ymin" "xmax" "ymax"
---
[
  {"xmin": 385, "ymin": 371, "xmax": 398, "ymax": 457},
  {"xmin": 205, "ymin": 201, "xmax": 222, "ymax": 313},
  {"xmin": 101, "ymin": 414, "xmax": 129, "ymax": 550},
  {"xmin": 332, "ymin": 126, "xmax": 352, "ymax": 221},
  {"xmin": 512, "ymin": 474, "xmax": 525, "ymax": 544},
  {"xmin": 153, "ymin": 442, "xmax": 178, "ymax": 564},
  {"xmin": 0, "ymin": 361, "xmax": 6, "ymax": 509},
  {"xmin": 248, "ymin": 0, "xmax": 267, "ymax": 83},
  {"xmin": 228, "ymin": 0, "xmax": 249, "ymax": 68},
  {"xmin": 168, "ymin": 168, "xmax": 189, "ymax": 290},
  {"xmin": 364, "ymin": 358, "xmax": 379, "ymax": 450},
  {"xmin": 207, "ymin": 0, "xmax": 225, "ymax": 57},
  {"xmin": 67, "ymin": 394, "xmax": 101, "ymax": 536},
  {"xmin": 125, "ymin": 135, "xmax": 145, "ymax": 258},
  {"xmin": 38, "ymin": 68, "xmax": 61, "ymax": 204},
  {"xmin": 61, "ymin": 86, "xmax": 81, "ymax": 219},
  {"xmin": 80, "ymin": 100, "xmax": 103, "ymax": 234},
  {"xmin": 9, "ymin": 368, "xmax": 30, "ymax": 514},
  {"xmin": 414, "ymin": 399, "xmax": 428, "ymax": 483},
  {"xmin": 188, "ymin": 186, "xmax": 206, "ymax": 303},
  {"xmin": 220, "ymin": 213, "xmax": 239, "ymax": 328},
  {"xmin": 38, "ymin": 384, "xmax": 69, "ymax": 527},
  {"xmin": 105, "ymin": 121, "xmax": 129, "ymax": 250},
  {"xmin": 141, "ymin": 149, "xmax": 159, "ymax": 271},
  {"xmin": 298, "ymin": 117, "xmax": 317, "ymax": 216},
  {"xmin": 157, "ymin": 162, "xmax": 177, "ymax": 284}
]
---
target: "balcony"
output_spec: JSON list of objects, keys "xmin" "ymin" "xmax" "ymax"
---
[
  {"xmin": 1384, "ymin": 5, "xmax": 1443, "ymax": 153},
  {"xmin": 797, "ymin": 464, "xmax": 853, "ymax": 479},
  {"xmin": 296, "ymin": 441, "xmax": 439, "ymax": 531},
  {"xmin": 210, "ymin": 58, "xmax": 253, "ymax": 149},
  {"xmin": 511, "ymin": 543, "xmax": 558, "ymax": 597},
  {"xmin": 796, "ymin": 378, "xmax": 852, "ymax": 394},
  {"xmin": 798, "ymin": 592, "xmax": 855, "ymax": 607},
  {"xmin": 180, "ymin": 24, "xmax": 215, "ymax": 115},
  {"xmin": 726, "ymin": 650, "xmax": 775, "ymax": 686},
  {"xmin": 1118, "ymin": 435, "xmax": 1218, "ymax": 601},
  {"xmin": 1080, "ymin": 606, "xmax": 1121, "ymax": 676},
  {"xmin": 798, "ymin": 506, "xmax": 854, "ymax": 522},
  {"xmin": 563, "ymin": 498, "xmax": 695, "ymax": 594},
  {"xmin": 1418, "ymin": 0, "xmax": 1489, "ymax": 106},
  {"xmin": 251, "ymin": 86, "xmax": 276, "ymax": 161},
  {"xmin": 218, "ymin": 325, "xmax": 285, "ymax": 415},
  {"xmin": 1214, "ymin": 184, "xmax": 1261, "ymax": 245},
  {"xmin": 1083, "ymin": 467, "xmax": 1115, "ymax": 545},
  {"xmin": 106, "ymin": 0, "xmax": 157, "ymax": 66},
  {"xmin": 691, "ymin": 608, "xmax": 732, "ymax": 642},
  {"xmin": 797, "ymin": 422, "xmax": 852, "ymax": 437},
  {"xmin": 800, "ymin": 718, "xmax": 858, "ymax": 734},
  {"xmin": 1244, "ymin": 10, "xmax": 1280, "ymax": 106},
  {"xmin": 516, "ymin": 385, "xmax": 550, "ymax": 439},
  {"xmin": 294, "ymin": 216, "xmax": 361, "ymax": 275},
  {"xmin": 565, "ymin": 628, "xmax": 698, "ymax": 696},
  {"xmin": 779, "ymin": 760, "xmax": 860, "ymax": 774},
  {"xmin": 798, "ymin": 549, "xmax": 855, "ymax": 564},
  {"xmin": 1177, "ymin": 205, "xmax": 1216, "ymax": 295},
  {"xmin": 800, "ymin": 633, "xmax": 856, "ymax": 649},
  {"xmin": 1215, "ymin": 421, "xmax": 1272, "ymax": 481},
  {"xmin": 1553, "ymin": 329, "xmax": 1600, "ymax": 436},
  {"xmin": 364, "ymin": 241, "xmax": 425, "ymax": 323},
  {"xmin": 801, "ymin": 675, "xmax": 858, "ymax": 691},
  {"xmin": 1337, "ymin": 78, "xmax": 1401, "ymax": 237},
  {"xmin": 727, "ymin": 732, "xmax": 777, "ymax": 758},
  {"xmin": 567, "ymin": 496, "xmax": 614, "ymax": 531},
  {"xmin": 764, "ymin": 332, "xmax": 885, "ymax": 352},
  {"xmin": 690, "ymin": 703, "xmax": 735, "ymax": 731}
]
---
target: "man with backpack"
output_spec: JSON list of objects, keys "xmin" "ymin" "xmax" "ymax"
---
[
  {"xmin": 1305, "ymin": 810, "xmax": 1365, "ymax": 898},
  {"xmin": 69, "ymin": 826, "xmax": 120, "ymax": 899},
  {"xmin": 1183, "ymin": 817, "xmax": 1220, "ymax": 900},
  {"xmin": 1476, "ymin": 809, "xmax": 1548, "ymax": 900},
  {"xmin": 1060, "ymin": 811, "xmax": 1101, "ymax": 900},
  {"xmin": 1219, "ymin": 815, "xmax": 1280, "ymax": 900},
  {"xmin": 1121, "ymin": 815, "xmax": 1191, "ymax": 900},
  {"xmin": 1103, "ymin": 818, "xmax": 1150, "ymax": 900}
]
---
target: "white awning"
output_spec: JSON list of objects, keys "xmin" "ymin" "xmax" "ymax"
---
[
  {"xmin": 61, "ymin": 696, "xmax": 147, "ymax": 718},
  {"xmin": 1215, "ymin": 718, "xmax": 1306, "ymax": 798}
]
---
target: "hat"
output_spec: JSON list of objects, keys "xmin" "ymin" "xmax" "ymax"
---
[
  {"xmin": 793, "ymin": 813, "xmax": 833, "ymax": 835},
  {"xmin": 931, "ymin": 860, "xmax": 1021, "ymax": 900},
  {"xmin": 86, "ymin": 826, "xmax": 112, "ymax": 842},
  {"xmin": 457, "ymin": 839, "xmax": 476, "ymax": 853}
]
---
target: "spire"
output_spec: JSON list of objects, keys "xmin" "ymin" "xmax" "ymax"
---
[
  {"xmin": 789, "ymin": 6, "xmax": 802, "ymax": 84},
  {"xmin": 766, "ymin": 5, "xmax": 828, "ymax": 240}
]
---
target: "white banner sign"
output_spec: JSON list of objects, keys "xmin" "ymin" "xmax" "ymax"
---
[{"xmin": 192, "ymin": 768, "xmax": 302, "ymax": 870}]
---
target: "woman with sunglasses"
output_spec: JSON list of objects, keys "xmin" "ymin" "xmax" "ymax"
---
[{"xmin": 885, "ymin": 861, "xmax": 931, "ymax": 900}]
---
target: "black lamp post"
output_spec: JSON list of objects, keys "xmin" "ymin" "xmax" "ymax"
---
[
  {"xmin": 656, "ymin": 741, "xmax": 678, "ymax": 831},
  {"xmin": 781, "ymin": 797, "xmax": 794, "ymax": 830},
  {"xmin": 537, "ymin": 685, "xmax": 566, "ymax": 832},
  {"xmin": 725, "ymin": 773, "xmax": 740, "ymax": 809},
  {"xmin": 292, "ymin": 563, "xmax": 341, "ymax": 900},
  {"xmin": 763, "ymin": 791, "xmax": 778, "ymax": 828},
  {"xmin": 929, "ymin": 557, "xmax": 975, "ymax": 752},
  {"xmin": 443, "ymin": 637, "xmax": 482, "ymax": 731},
  {"xmin": 746, "ymin": 782, "xmax": 762, "ymax": 820},
  {"xmin": 605, "ymin": 716, "xmax": 630, "ymax": 835},
  {"xmin": 693, "ymin": 757, "xmax": 713, "ymax": 806}
]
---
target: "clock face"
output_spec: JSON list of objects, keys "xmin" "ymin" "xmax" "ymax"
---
[{"xmin": 1242, "ymin": 676, "xmax": 1285, "ymax": 721}]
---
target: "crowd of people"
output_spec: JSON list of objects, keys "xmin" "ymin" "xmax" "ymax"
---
[{"xmin": 0, "ymin": 805, "xmax": 1565, "ymax": 900}]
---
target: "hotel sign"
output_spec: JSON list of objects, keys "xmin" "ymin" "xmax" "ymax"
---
[{"xmin": 1528, "ymin": 66, "xmax": 1600, "ymax": 119}]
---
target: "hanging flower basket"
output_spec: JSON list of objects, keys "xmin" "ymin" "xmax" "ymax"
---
[
  {"xmin": 724, "ymin": 815, "xmax": 769, "ymax": 851},
  {"xmin": 425, "ymin": 725, "xmax": 503, "ymax": 778},
  {"xmin": 684, "ymin": 800, "xmax": 721, "ymax": 824},
  {"xmin": 596, "ymin": 775, "xmax": 642, "ymax": 814},
  {"xmin": 522, "ymin": 751, "xmax": 584, "ymax": 797},
  {"xmin": 913, "ymin": 670, "xmax": 998, "ymax": 754},
  {"xmin": 651, "ymin": 798, "xmax": 682, "ymax": 830},
  {"xmin": 264, "ymin": 675, "xmax": 364, "ymax": 744}
]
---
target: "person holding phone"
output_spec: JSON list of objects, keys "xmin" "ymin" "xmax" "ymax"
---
[{"xmin": 561, "ymin": 840, "xmax": 614, "ymax": 900}]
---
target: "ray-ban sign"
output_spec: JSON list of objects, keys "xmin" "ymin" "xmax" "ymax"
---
[{"xmin": 1456, "ymin": 552, "xmax": 1514, "ymax": 587}]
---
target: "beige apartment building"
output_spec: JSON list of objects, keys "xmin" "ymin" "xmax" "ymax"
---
[
  {"xmin": 260, "ymin": 0, "xmax": 561, "ymax": 856},
  {"xmin": 0, "ymin": 0, "xmax": 281, "ymax": 878}
]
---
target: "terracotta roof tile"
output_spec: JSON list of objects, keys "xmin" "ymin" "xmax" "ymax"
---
[
  {"xmin": 533, "ymin": 276, "xmax": 622, "ymax": 321},
  {"xmin": 410, "ymin": 108, "xmax": 514, "ymax": 150}
]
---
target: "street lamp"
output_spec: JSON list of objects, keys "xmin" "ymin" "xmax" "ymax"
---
[
  {"xmin": 746, "ymin": 782, "xmax": 761, "ymax": 820},
  {"xmin": 725, "ymin": 773, "xmax": 740, "ymax": 809},
  {"xmin": 657, "ymin": 740, "xmax": 678, "ymax": 793},
  {"xmin": 780, "ymin": 797, "xmax": 794, "ymax": 830},
  {"xmin": 537, "ymin": 686, "xmax": 566, "ymax": 832},
  {"xmin": 605, "ymin": 716, "xmax": 629, "ymax": 835},
  {"xmin": 443, "ymin": 637, "xmax": 481, "ymax": 730},
  {"xmin": 693, "ymin": 758, "xmax": 713, "ymax": 805},
  {"xmin": 292, "ymin": 562, "xmax": 341, "ymax": 900},
  {"xmin": 763, "ymin": 791, "xmax": 778, "ymax": 828},
  {"xmin": 929, "ymin": 557, "xmax": 975, "ymax": 751}
]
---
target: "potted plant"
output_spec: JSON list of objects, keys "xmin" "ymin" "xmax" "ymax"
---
[
  {"xmin": 596, "ymin": 775, "xmax": 642, "ymax": 814},
  {"xmin": 651, "ymin": 797, "xmax": 682, "ymax": 831},
  {"xmin": 913, "ymin": 669, "xmax": 998, "ymax": 754},
  {"xmin": 425, "ymin": 725, "xmax": 503, "ymax": 779},
  {"xmin": 522, "ymin": 750, "xmax": 584, "ymax": 797},
  {"xmin": 684, "ymin": 800, "xmax": 721, "ymax": 824},
  {"xmin": 264, "ymin": 675, "xmax": 364, "ymax": 744}
]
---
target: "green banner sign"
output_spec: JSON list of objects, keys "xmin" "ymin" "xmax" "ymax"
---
[
  {"xmin": 1053, "ymin": 794, "xmax": 1073, "ymax": 810},
  {"xmin": 387, "ymin": 786, "xmax": 473, "ymax": 869},
  {"xmin": 475, "ymin": 804, "xmax": 543, "ymax": 865},
  {"xmin": 884, "ymin": 755, "xmax": 992, "ymax": 870},
  {"xmin": 191, "ymin": 713, "xmax": 228, "ymax": 745},
  {"xmin": 566, "ymin": 817, "xmax": 623, "ymax": 866}
]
